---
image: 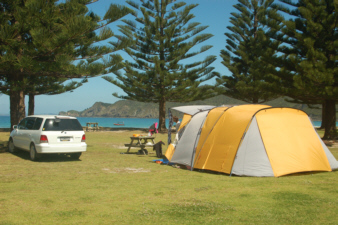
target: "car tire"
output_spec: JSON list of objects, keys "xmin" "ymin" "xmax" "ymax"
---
[
  {"xmin": 30, "ymin": 143, "xmax": 41, "ymax": 161},
  {"xmin": 8, "ymin": 138, "xmax": 17, "ymax": 153},
  {"xmin": 70, "ymin": 152, "xmax": 82, "ymax": 159}
]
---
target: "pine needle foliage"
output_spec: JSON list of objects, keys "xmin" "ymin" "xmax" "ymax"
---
[
  {"xmin": 0, "ymin": 0, "xmax": 131, "ymax": 79},
  {"xmin": 103, "ymin": 0, "xmax": 217, "ymax": 130},
  {"xmin": 270, "ymin": 0, "xmax": 338, "ymax": 139},
  {"xmin": 0, "ymin": 0, "xmax": 132, "ymax": 128},
  {"xmin": 218, "ymin": 0, "xmax": 282, "ymax": 104}
]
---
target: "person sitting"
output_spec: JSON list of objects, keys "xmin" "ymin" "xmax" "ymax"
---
[
  {"xmin": 173, "ymin": 116, "xmax": 181, "ymax": 131},
  {"xmin": 148, "ymin": 122, "xmax": 158, "ymax": 136},
  {"xmin": 172, "ymin": 116, "xmax": 183, "ymax": 144}
]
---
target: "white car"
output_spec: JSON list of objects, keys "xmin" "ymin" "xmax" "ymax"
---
[{"xmin": 8, "ymin": 115, "xmax": 87, "ymax": 161}]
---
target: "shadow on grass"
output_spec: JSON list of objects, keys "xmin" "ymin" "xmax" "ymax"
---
[
  {"xmin": 8, "ymin": 150, "xmax": 82, "ymax": 162},
  {"xmin": 0, "ymin": 141, "xmax": 7, "ymax": 153}
]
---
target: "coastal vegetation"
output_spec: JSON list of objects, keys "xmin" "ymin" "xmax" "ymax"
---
[
  {"xmin": 0, "ymin": 0, "xmax": 132, "ymax": 130},
  {"xmin": 0, "ymin": 130, "xmax": 337, "ymax": 224},
  {"xmin": 216, "ymin": 0, "xmax": 337, "ymax": 139},
  {"xmin": 218, "ymin": 0, "xmax": 280, "ymax": 103},
  {"xmin": 268, "ymin": 0, "xmax": 338, "ymax": 139},
  {"xmin": 103, "ymin": 0, "xmax": 218, "ymax": 131}
]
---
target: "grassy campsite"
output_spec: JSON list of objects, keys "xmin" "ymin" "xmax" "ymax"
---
[{"xmin": 0, "ymin": 130, "xmax": 337, "ymax": 224}]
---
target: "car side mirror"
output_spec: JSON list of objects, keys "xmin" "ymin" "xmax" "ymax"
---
[{"xmin": 13, "ymin": 125, "xmax": 18, "ymax": 130}]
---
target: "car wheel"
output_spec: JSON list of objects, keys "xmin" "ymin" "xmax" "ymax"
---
[
  {"xmin": 30, "ymin": 144, "xmax": 41, "ymax": 161},
  {"xmin": 70, "ymin": 152, "xmax": 82, "ymax": 159},
  {"xmin": 8, "ymin": 138, "xmax": 17, "ymax": 153}
]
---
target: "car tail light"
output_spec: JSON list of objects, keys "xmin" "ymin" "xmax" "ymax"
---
[
  {"xmin": 81, "ymin": 134, "xmax": 86, "ymax": 142},
  {"xmin": 40, "ymin": 135, "xmax": 48, "ymax": 143}
]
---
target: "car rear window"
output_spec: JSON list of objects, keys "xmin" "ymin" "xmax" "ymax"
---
[{"xmin": 43, "ymin": 119, "xmax": 83, "ymax": 131}]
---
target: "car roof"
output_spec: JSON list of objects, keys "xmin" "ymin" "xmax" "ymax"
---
[{"xmin": 26, "ymin": 115, "xmax": 78, "ymax": 119}]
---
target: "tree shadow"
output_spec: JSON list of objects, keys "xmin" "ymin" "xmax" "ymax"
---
[{"xmin": 0, "ymin": 141, "xmax": 8, "ymax": 153}]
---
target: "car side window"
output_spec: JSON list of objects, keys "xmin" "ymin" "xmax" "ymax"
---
[
  {"xmin": 17, "ymin": 118, "xmax": 37, "ymax": 130},
  {"xmin": 26, "ymin": 118, "xmax": 36, "ymax": 130},
  {"xmin": 18, "ymin": 118, "xmax": 28, "ymax": 129},
  {"xmin": 33, "ymin": 118, "xmax": 43, "ymax": 130}
]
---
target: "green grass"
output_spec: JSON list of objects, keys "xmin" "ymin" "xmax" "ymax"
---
[{"xmin": 0, "ymin": 130, "xmax": 338, "ymax": 225}]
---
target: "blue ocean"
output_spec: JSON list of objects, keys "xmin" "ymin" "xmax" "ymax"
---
[
  {"xmin": 0, "ymin": 115, "xmax": 326, "ymax": 129},
  {"xmin": 0, "ymin": 116, "xmax": 170, "ymax": 129}
]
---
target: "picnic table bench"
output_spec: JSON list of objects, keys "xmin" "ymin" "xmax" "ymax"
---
[{"xmin": 124, "ymin": 136, "xmax": 155, "ymax": 154}]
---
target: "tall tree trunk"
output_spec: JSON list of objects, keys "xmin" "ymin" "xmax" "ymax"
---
[
  {"xmin": 10, "ymin": 89, "xmax": 25, "ymax": 131},
  {"xmin": 322, "ymin": 99, "xmax": 336, "ymax": 140},
  {"xmin": 158, "ymin": 98, "xmax": 166, "ymax": 132},
  {"xmin": 320, "ymin": 101, "xmax": 326, "ymax": 129},
  {"xmin": 252, "ymin": 96, "xmax": 258, "ymax": 104},
  {"xmin": 28, "ymin": 93, "xmax": 35, "ymax": 116},
  {"xmin": 157, "ymin": 1, "xmax": 166, "ymax": 132}
]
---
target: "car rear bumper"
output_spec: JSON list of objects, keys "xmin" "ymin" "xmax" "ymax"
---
[{"xmin": 35, "ymin": 143, "xmax": 87, "ymax": 154}]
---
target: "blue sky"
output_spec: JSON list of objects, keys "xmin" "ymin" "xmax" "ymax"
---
[{"xmin": 0, "ymin": 0, "xmax": 237, "ymax": 115}]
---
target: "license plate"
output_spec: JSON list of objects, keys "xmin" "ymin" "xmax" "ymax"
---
[{"xmin": 60, "ymin": 137, "xmax": 70, "ymax": 142}]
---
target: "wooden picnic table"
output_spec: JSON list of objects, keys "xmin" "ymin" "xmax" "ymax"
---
[
  {"xmin": 86, "ymin": 122, "xmax": 100, "ymax": 131},
  {"xmin": 124, "ymin": 136, "xmax": 155, "ymax": 154}
]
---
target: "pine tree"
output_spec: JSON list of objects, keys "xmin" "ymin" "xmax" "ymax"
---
[
  {"xmin": 0, "ymin": 0, "xmax": 132, "ymax": 129},
  {"xmin": 217, "ymin": 0, "xmax": 282, "ymax": 103},
  {"xmin": 103, "ymin": 0, "xmax": 217, "ymax": 131},
  {"xmin": 270, "ymin": 0, "xmax": 338, "ymax": 139}
]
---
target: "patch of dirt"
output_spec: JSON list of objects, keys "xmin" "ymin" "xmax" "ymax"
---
[
  {"xmin": 323, "ymin": 140, "xmax": 338, "ymax": 148},
  {"xmin": 102, "ymin": 167, "xmax": 151, "ymax": 173},
  {"xmin": 331, "ymin": 143, "xmax": 338, "ymax": 148},
  {"xmin": 110, "ymin": 144, "xmax": 127, "ymax": 149}
]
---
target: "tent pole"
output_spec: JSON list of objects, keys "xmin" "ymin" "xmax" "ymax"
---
[{"xmin": 167, "ymin": 109, "xmax": 173, "ymax": 145}]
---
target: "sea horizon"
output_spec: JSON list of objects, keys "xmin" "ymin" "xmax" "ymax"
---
[{"xmin": 0, "ymin": 116, "xmax": 169, "ymax": 129}]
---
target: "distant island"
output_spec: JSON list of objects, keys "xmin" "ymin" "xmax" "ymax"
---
[
  {"xmin": 59, "ymin": 95, "xmax": 327, "ymax": 120},
  {"xmin": 59, "ymin": 100, "xmax": 159, "ymax": 118}
]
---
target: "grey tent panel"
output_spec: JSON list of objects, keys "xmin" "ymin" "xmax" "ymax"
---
[
  {"xmin": 231, "ymin": 117, "xmax": 274, "ymax": 177},
  {"xmin": 170, "ymin": 111, "xmax": 209, "ymax": 166},
  {"xmin": 170, "ymin": 105, "xmax": 215, "ymax": 116},
  {"xmin": 316, "ymin": 133, "xmax": 338, "ymax": 170},
  {"xmin": 309, "ymin": 117, "xmax": 338, "ymax": 170}
]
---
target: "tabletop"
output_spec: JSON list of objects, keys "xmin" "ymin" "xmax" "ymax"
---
[{"xmin": 130, "ymin": 136, "xmax": 155, "ymax": 140}]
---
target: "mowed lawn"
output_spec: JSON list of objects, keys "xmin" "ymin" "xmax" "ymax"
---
[{"xmin": 0, "ymin": 130, "xmax": 338, "ymax": 225}]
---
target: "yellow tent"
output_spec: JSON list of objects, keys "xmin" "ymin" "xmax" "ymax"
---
[
  {"xmin": 194, "ymin": 105, "xmax": 268, "ymax": 173},
  {"xmin": 169, "ymin": 105, "xmax": 338, "ymax": 177}
]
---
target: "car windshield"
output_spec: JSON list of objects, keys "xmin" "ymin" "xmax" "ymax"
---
[{"xmin": 43, "ymin": 119, "xmax": 83, "ymax": 131}]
